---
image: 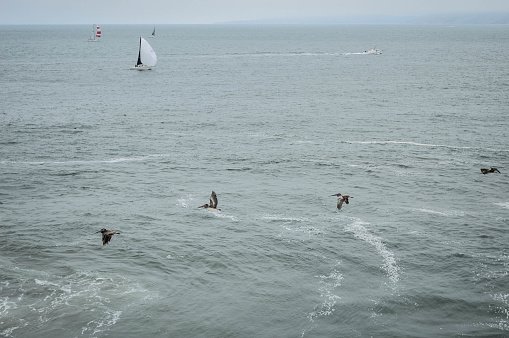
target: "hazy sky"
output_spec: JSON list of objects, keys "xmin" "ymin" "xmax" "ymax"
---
[{"xmin": 1, "ymin": 0, "xmax": 508, "ymax": 24}]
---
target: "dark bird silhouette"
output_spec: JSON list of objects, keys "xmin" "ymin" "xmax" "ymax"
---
[
  {"xmin": 96, "ymin": 228, "xmax": 120, "ymax": 245},
  {"xmin": 331, "ymin": 193, "xmax": 352, "ymax": 210},
  {"xmin": 198, "ymin": 191, "xmax": 220, "ymax": 210},
  {"xmin": 481, "ymin": 167, "xmax": 500, "ymax": 174}
]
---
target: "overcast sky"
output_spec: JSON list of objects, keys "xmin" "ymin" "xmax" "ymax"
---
[{"xmin": 1, "ymin": 0, "xmax": 509, "ymax": 24}]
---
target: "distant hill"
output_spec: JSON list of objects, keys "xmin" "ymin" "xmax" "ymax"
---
[
  {"xmin": 400, "ymin": 13, "xmax": 509, "ymax": 25},
  {"xmin": 222, "ymin": 13, "xmax": 509, "ymax": 25}
]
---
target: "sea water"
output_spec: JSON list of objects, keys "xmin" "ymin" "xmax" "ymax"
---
[{"xmin": 0, "ymin": 24, "xmax": 508, "ymax": 337}]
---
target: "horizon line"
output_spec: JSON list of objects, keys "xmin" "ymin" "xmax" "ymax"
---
[{"xmin": 2, "ymin": 12, "xmax": 509, "ymax": 26}]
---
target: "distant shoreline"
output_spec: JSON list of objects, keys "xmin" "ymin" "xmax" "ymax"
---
[{"xmin": 1, "ymin": 12, "xmax": 509, "ymax": 25}]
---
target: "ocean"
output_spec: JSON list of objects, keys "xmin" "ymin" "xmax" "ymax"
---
[{"xmin": 0, "ymin": 24, "xmax": 508, "ymax": 337}]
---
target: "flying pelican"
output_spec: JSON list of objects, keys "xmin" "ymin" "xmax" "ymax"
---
[
  {"xmin": 96, "ymin": 228, "xmax": 120, "ymax": 245},
  {"xmin": 198, "ymin": 191, "xmax": 221, "ymax": 211},
  {"xmin": 480, "ymin": 167, "xmax": 500, "ymax": 174},
  {"xmin": 331, "ymin": 193, "xmax": 352, "ymax": 210}
]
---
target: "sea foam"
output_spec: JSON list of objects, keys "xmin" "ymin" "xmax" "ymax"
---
[{"xmin": 345, "ymin": 219, "xmax": 400, "ymax": 285}]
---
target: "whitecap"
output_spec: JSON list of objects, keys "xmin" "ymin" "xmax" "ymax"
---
[
  {"xmin": 1, "ymin": 326, "xmax": 19, "ymax": 337},
  {"xmin": 262, "ymin": 215, "xmax": 308, "ymax": 222},
  {"xmin": 308, "ymin": 262, "xmax": 343, "ymax": 322},
  {"xmin": 2, "ymin": 270, "xmax": 152, "ymax": 337},
  {"xmin": 344, "ymin": 140, "xmax": 473, "ymax": 149},
  {"xmin": 0, "ymin": 297, "xmax": 18, "ymax": 316},
  {"xmin": 414, "ymin": 208, "xmax": 448, "ymax": 216},
  {"xmin": 211, "ymin": 211, "xmax": 239, "ymax": 222},
  {"xmin": 1, "ymin": 153, "xmax": 175, "ymax": 167},
  {"xmin": 34, "ymin": 279, "xmax": 59, "ymax": 287},
  {"xmin": 494, "ymin": 202, "xmax": 509, "ymax": 209},
  {"xmin": 176, "ymin": 195, "xmax": 195, "ymax": 208},
  {"xmin": 342, "ymin": 140, "xmax": 509, "ymax": 153},
  {"xmin": 413, "ymin": 208, "xmax": 465, "ymax": 217},
  {"xmin": 344, "ymin": 219, "xmax": 400, "ymax": 285},
  {"xmin": 82, "ymin": 309, "xmax": 122, "ymax": 337}
]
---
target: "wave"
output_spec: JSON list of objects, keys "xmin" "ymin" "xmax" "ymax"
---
[
  {"xmin": 308, "ymin": 261, "xmax": 343, "ymax": 322},
  {"xmin": 81, "ymin": 310, "xmax": 122, "ymax": 337},
  {"xmin": 494, "ymin": 202, "xmax": 509, "ymax": 209},
  {"xmin": 344, "ymin": 140, "xmax": 472, "ymax": 149},
  {"xmin": 0, "ymin": 154, "xmax": 174, "ymax": 166},
  {"xmin": 176, "ymin": 195, "xmax": 196, "ymax": 209},
  {"xmin": 344, "ymin": 219, "xmax": 400, "ymax": 285},
  {"xmin": 485, "ymin": 293, "xmax": 509, "ymax": 331},
  {"xmin": 263, "ymin": 215, "xmax": 323, "ymax": 237},
  {"xmin": 412, "ymin": 208, "xmax": 465, "ymax": 217},
  {"xmin": 262, "ymin": 215, "xmax": 308, "ymax": 223},
  {"xmin": 177, "ymin": 195, "xmax": 239, "ymax": 221},
  {"xmin": 342, "ymin": 140, "xmax": 509, "ymax": 153},
  {"xmin": 0, "ymin": 266, "xmax": 153, "ymax": 337},
  {"xmin": 470, "ymin": 251, "xmax": 509, "ymax": 332},
  {"xmin": 210, "ymin": 210, "xmax": 239, "ymax": 222},
  {"xmin": 278, "ymin": 224, "xmax": 324, "ymax": 238}
]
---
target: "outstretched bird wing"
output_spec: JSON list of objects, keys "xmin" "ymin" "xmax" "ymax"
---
[
  {"xmin": 102, "ymin": 233, "xmax": 112, "ymax": 245},
  {"xmin": 337, "ymin": 199, "xmax": 344, "ymax": 210},
  {"xmin": 102, "ymin": 230, "xmax": 119, "ymax": 245},
  {"xmin": 210, "ymin": 191, "xmax": 218, "ymax": 209}
]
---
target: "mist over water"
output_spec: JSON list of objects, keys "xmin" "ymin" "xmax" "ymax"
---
[{"xmin": 1, "ymin": 24, "xmax": 508, "ymax": 337}]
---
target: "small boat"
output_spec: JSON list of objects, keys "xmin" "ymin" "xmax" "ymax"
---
[
  {"xmin": 149, "ymin": 26, "xmax": 156, "ymax": 38},
  {"xmin": 362, "ymin": 47, "xmax": 382, "ymax": 55},
  {"xmin": 130, "ymin": 36, "xmax": 157, "ymax": 71},
  {"xmin": 88, "ymin": 24, "xmax": 102, "ymax": 42}
]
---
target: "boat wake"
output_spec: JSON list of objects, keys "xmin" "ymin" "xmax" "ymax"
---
[{"xmin": 180, "ymin": 51, "xmax": 343, "ymax": 59}]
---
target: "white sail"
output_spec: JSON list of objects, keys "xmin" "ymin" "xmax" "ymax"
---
[{"xmin": 140, "ymin": 37, "xmax": 157, "ymax": 67}]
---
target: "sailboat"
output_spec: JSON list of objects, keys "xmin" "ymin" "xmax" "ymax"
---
[
  {"xmin": 130, "ymin": 36, "xmax": 157, "ymax": 71},
  {"xmin": 88, "ymin": 24, "xmax": 102, "ymax": 42},
  {"xmin": 149, "ymin": 26, "xmax": 156, "ymax": 38}
]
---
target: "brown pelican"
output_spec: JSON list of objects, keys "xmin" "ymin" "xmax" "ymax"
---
[
  {"xmin": 331, "ymin": 193, "xmax": 352, "ymax": 210},
  {"xmin": 96, "ymin": 228, "xmax": 120, "ymax": 245},
  {"xmin": 481, "ymin": 167, "xmax": 500, "ymax": 174},
  {"xmin": 198, "ymin": 191, "xmax": 221, "ymax": 211}
]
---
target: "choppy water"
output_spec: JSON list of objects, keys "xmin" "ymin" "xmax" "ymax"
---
[{"xmin": 1, "ymin": 24, "xmax": 508, "ymax": 337}]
